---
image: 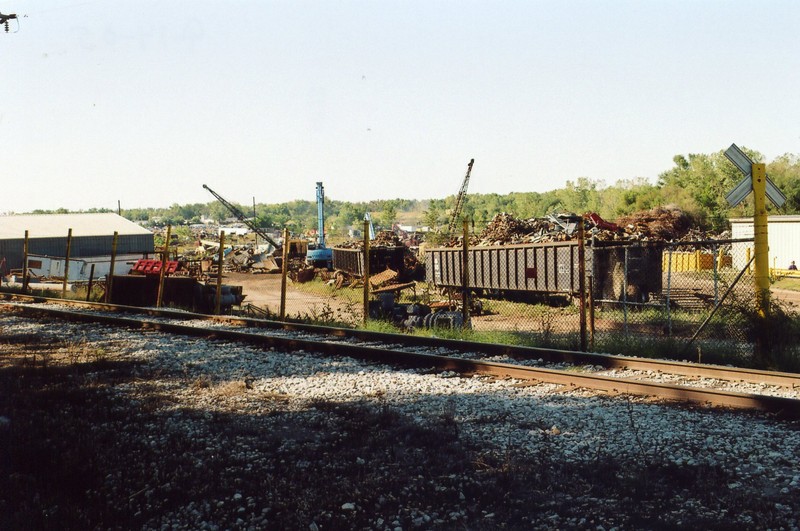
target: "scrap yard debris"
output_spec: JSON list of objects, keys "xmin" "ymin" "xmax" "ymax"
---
[
  {"xmin": 336, "ymin": 230, "xmax": 424, "ymax": 281},
  {"xmin": 335, "ymin": 230, "xmax": 406, "ymax": 248},
  {"xmin": 440, "ymin": 207, "xmax": 720, "ymax": 247}
]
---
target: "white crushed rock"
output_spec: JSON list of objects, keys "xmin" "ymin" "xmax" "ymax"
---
[{"xmin": 5, "ymin": 307, "xmax": 800, "ymax": 529}]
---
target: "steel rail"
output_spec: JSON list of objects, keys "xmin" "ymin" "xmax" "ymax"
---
[
  {"xmin": 3, "ymin": 293, "xmax": 798, "ymax": 389},
  {"xmin": 6, "ymin": 303, "xmax": 800, "ymax": 418}
]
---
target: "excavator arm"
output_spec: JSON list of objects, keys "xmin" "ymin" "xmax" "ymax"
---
[{"xmin": 202, "ymin": 184, "xmax": 280, "ymax": 248}]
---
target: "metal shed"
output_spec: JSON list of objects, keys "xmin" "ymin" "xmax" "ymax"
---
[
  {"xmin": 0, "ymin": 213, "xmax": 155, "ymax": 272},
  {"xmin": 730, "ymin": 215, "xmax": 800, "ymax": 271}
]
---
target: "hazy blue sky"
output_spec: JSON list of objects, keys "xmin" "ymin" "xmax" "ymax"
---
[{"xmin": 2, "ymin": 0, "xmax": 799, "ymax": 213}]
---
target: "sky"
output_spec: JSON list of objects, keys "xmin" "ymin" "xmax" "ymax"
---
[{"xmin": 2, "ymin": 0, "xmax": 800, "ymax": 214}]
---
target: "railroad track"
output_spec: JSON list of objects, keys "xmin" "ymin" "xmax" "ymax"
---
[{"xmin": 3, "ymin": 294, "xmax": 800, "ymax": 417}]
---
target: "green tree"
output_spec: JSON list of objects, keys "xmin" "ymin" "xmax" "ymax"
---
[
  {"xmin": 600, "ymin": 178, "xmax": 662, "ymax": 218},
  {"xmin": 555, "ymin": 177, "xmax": 602, "ymax": 214},
  {"xmin": 768, "ymin": 153, "xmax": 800, "ymax": 214},
  {"xmin": 422, "ymin": 200, "xmax": 444, "ymax": 231},
  {"xmin": 380, "ymin": 200, "xmax": 398, "ymax": 229},
  {"xmin": 657, "ymin": 148, "xmax": 763, "ymax": 231}
]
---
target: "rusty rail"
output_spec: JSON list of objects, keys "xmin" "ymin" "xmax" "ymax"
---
[
  {"xmin": 2, "ymin": 293, "xmax": 799, "ymax": 389},
  {"xmin": 4, "ymin": 301, "xmax": 800, "ymax": 418}
]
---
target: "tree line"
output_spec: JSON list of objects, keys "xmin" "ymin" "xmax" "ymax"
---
[{"xmin": 28, "ymin": 148, "xmax": 800, "ymax": 239}]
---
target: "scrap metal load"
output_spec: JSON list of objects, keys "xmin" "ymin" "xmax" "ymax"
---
[
  {"xmin": 333, "ymin": 230, "xmax": 423, "ymax": 282},
  {"xmin": 442, "ymin": 206, "xmax": 697, "ymax": 248},
  {"xmin": 426, "ymin": 207, "xmax": 712, "ymax": 302}
]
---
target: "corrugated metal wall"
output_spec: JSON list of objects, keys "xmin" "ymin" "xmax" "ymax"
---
[
  {"xmin": 426, "ymin": 242, "xmax": 584, "ymax": 294},
  {"xmin": 0, "ymin": 234, "xmax": 155, "ymax": 271},
  {"xmin": 731, "ymin": 217, "xmax": 800, "ymax": 271}
]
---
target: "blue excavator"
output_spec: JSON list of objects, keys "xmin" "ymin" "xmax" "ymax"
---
[{"xmin": 306, "ymin": 182, "xmax": 333, "ymax": 269}]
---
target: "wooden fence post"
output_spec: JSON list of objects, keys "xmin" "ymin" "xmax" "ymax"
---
[
  {"xmin": 22, "ymin": 230, "xmax": 29, "ymax": 292},
  {"xmin": 106, "ymin": 231, "xmax": 118, "ymax": 303},
  {"xmin": 157, "ymin": 225, "xmax": 171, "ymax": 308},
  {"xmin": 280, "ymin": 228, "xmax": 289, "ymax": 320},
  {"xmin": 363, "ymin": 219, "xmax": 370, "ymax": 325},
  {"xmin": 62, "ymin": 228, "xmax": 72, "ymax": 298},
  {"xmin": 215, "ymin": 230, "xmax": 225, "ymax": 315}
]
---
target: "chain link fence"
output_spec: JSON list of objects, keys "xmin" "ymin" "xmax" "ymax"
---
[
  {"xmin": 421, "ymin": 237, "xmax": 775, "ymax": 362},
  {"xmin": 589, "ymin": 239, "xmax": 755, "ymax": 362},
  {"xmin": 4, "ymin": 224, "xmax": 795, "ymax": 365}
]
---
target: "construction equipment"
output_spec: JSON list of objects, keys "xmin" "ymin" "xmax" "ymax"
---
[
  {"xmin": 365, "ymin": 212, "xmax": 376, "ymax": 240},
  {"xmin": 447, "ymin": 159, "xmax": 475, "ymax": 235},
  {"xmin": 306, "ymin": 182, "xmax": 333, "ymax": 268},
  {"xmin": 202, "ymin": 184, "xmax": 280, "ymax": 250}
]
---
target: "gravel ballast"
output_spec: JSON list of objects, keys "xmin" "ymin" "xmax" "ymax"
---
[{"xmin": 2, "ymin": 310, "xmax": 799, "ymax": 530}]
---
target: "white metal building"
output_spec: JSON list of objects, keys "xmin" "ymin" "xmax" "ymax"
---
[
  {"xmin": 0, "ymin": 213, "xmax": 155, "ymax": 274},
  {"xmin": 730, "ymin": 215, "xmax": 800, "ymax": 271}
]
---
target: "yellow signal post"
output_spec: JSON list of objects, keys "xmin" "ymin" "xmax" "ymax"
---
[
  {"xmin": 751, "ymin": 162, "xmax": 771, "ymax": 366},
  {"xmin": 752, "ymin": 163, "xmax": 770, "ymax": 316}
]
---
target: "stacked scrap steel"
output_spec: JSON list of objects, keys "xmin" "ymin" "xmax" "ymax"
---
[
  {"xmin": 333, "ymin": 230, "xmax": 424, "ymax": 281},
  {"xmin": 615, "ymin": 206, "xmax": 693, "ymax": 242},
  {"xmin": 441, "ymin": 207, "xmax": 708, "ymax": 247},
  {"xmin": 335, "ymin": 230, "xmax": 405, "ymax": 249}
]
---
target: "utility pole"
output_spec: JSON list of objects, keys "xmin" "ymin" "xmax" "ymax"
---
[{"xmin": 0, "ymin": 12, "xmax": 17, "ymax": 33}]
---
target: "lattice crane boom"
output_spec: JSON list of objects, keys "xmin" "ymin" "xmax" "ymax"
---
[
  {"xmin": 203, "ymin": 184, "xmax": 280, "ymax": 248},
  {"xmin": 447, "ymin": 158, "xmax": 475, "ymax": 235}
]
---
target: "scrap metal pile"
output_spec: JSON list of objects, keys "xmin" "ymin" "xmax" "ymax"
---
[
  {"xmin": 334, "ymin": 230, "xmax": 424, "ymax": 282},
  {"xmin": 336, "ymin": 230, "xmax": 405, "ymax": 249},
  {"xmin": 439, "ymin": 207, "xmax": 720, "ymax": 247}
]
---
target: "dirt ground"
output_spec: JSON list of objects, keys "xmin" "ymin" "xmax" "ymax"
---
[
  {"xmin": 224, "ymin": 271, "xmax": 800, "ymax": 334},
  {"xmin": 772, "ymin": 288, "xmax": 800, "ymax": 309},
  {"xmin": 223, "ymin": 271, "xmax": 361, "ymax": 321}
]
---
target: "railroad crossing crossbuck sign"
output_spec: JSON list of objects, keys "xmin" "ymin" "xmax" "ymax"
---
[
  {"xmin": 723, "ymin": 143, "xmax": 786, "ymax": 348},
  {"xmin": 724, "ymin": 143, "xmax": 786, "ymax": 207}
]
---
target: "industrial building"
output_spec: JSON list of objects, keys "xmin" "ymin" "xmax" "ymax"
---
[
  {"xmin": 731, "ymin": 215, "xmax": 800, "ymax": 271},
  {"xmin": 0, "ymin": 213, "xmax": 155, "ymax": 274}
]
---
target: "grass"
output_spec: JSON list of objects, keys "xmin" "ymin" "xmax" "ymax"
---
[
  {"xmin": 773, "ymin": 276, "xmax": 800, "ymax": 291},
  {"xmin": 293, "ymin": 277, "xmax": 364, "ymax": 304}
]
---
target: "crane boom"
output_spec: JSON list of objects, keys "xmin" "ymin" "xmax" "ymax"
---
[
  {"xmin": 202, "ymin": 184, "xmax": 280, "ymax": 248},
  {"xmin": 316, "ymin": 181, "xmax": 326, "ymax": 248},
  {"xmin": 447, "ymin": 159, "xmax": 474, "ymax": 235},
  {"xmin": 306, "ymin": 181, "xmax": 333, "ymax": 268}
]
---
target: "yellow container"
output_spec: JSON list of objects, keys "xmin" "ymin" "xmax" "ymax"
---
[{"xmin": 663, "ymin": 251, "xmax": 720, "ymax": 272}]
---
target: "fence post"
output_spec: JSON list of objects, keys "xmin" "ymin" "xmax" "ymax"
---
[
  {"xmin": 752, "ymin": 163, "xmax": 771, "ymax": 364},
  {"xmin": 22, "ymin": 230, "xmax": 29, "ymax": 292},
  {"xmin": 623, "ymin": 246, "xmax": 629, "ymax": 337},
  {"xmin": 62, "ymin": 228, "xmax": 73, "ymax": 298},
  {"xmin": 106, "ymin": 231, "xmax": 118, "ymax": 303},
  {"xmin": 215, "ymin": 230, "xmax": 225, "ymax": 315},
  {"xmin": 666, "ymin": 245, "xmax": 673, "ymax": 336},
  {"xmin": 280, "ymin": 228, "xmax": 289, "ymax": 320},
  {"xmin": 462, "ymin": 219, "xmax": 469, "ymax": 327},
  {"xmin": 713, "ymin": 242, "xmax": 719, "ymax": 305},
  {"xmin": 86, "ymin": 264, "xmax": 95, "ymax": 302},
  {"xmin": 587, "ymin": 275, "xmax": 595, "ymax": 350},
  {"xmin": 578, "ymin": 219, "xmax": 587, "ymax": 351},
  {"xmin": 157, "ymin": 225, "xmax": 171, "ymax": 308},
  {"xmin": 363, "ymin": 219, "xmax": 370, "ymax": 325}
]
